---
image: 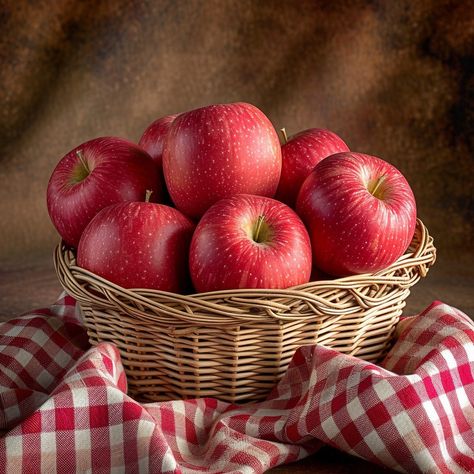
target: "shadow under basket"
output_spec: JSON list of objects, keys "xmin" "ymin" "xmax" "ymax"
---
[{"xmin": 54, "ymin": 219, "xmax": 436, "ymax": 404}]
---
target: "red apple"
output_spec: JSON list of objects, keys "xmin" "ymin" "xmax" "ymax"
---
[
  {"xmin": 163, "ymin": 102, "xmax": 282, "ymax": 219},
  {"xmin": 47, "ymin": 137, "xmax": 162, "ymax": 248},
  {"xmin": 139, "ymin": 114, "xmax": 177, "ymax": 204},
  {"xmin": 138, "ymin": 114, "xmax": 177, "ymax": 166},
  {"xmin": 189, "ymin": 194, "xmax": 312, "ymax": 292},
  {"xmin": 296, "ymin": 152, "xmax": 417, "ymax": 276},
  {"xmin": 276, "ymin": 128, "xmax": 349, "ymax": 207},
  {"xmin": 77, "ymin": 202, "xmax": 194, "ymax": 292}
]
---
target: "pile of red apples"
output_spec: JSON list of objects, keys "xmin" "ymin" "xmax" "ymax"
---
[{"xmin": 47, "ymin": 102, "xmax": 417, "ymax": 294}]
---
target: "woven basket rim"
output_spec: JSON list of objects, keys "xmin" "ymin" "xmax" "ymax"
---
[
  {"xmin": 53, "ymin": 218, "xmax": 436, "ymax": 403},
  {"xmin": 56, "ymin": 218, "xmax": 435, "ymax": 290},
  {"xmin": 54, "ymin": 218, "xmax": 436, "ymax": 326}
]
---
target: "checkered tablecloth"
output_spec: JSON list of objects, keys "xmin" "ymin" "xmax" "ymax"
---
[{"xmin": 1, "ymin": 294, "xmax": 473, "ymax": 473}]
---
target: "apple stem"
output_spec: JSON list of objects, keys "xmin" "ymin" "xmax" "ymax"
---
[
  {"xmin": 253, "ymin": 215, "xmax": 265, "ymax": 243},
  {"xmin": 370, "ymin": 175, "xmax": 386, "ymax": 197},
  {"xmin": 280, "ymin": 128, "xmax": 288, "ymax": 145},
  {"xmin": 76, "ymin": 149, "xmax": 90, "ymax": 175},
  {"xmin": 145, "ymin": 189, "xmax": 153, "ymax": 202}
]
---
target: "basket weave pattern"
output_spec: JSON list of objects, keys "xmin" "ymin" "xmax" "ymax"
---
[{"xmin": 54, "ymin": 219, "xmax": 435, "ymax": 403}]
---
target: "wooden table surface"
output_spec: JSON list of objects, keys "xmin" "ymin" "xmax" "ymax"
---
[{"xmin": 1, "ymin": 249, "xmax": 473, "ymax": 473}]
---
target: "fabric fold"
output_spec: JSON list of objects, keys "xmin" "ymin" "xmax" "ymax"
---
[{"xmin": 1, "ymin": 295, "xmax": 473, "ymax": 473}]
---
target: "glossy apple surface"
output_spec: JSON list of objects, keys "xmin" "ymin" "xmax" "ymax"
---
[
  {"xmin": 276, "ymin": 128, "xmax": 349, "ymax": 207},
  {"xmin": 77, "ymin": 202, "xmax": 194, "ymax": 292},
  {"xmin": 189, "ymin": 194, "xmax": 312, "ymax": 292},
  {"xmin": 138, "ymin": 114, "xmax": 177, "ymax": 166},
  {"xmin": 139, "ymin": 114, "xmax": 177, "ymax": 203},
  {"xmin": 296, "ymin": 152, "xmax": 417, "ymax": 276},
  {"xmin": 163, "ymin": 102, "xmax": 282, "ymax": 219},
  {"xmin": 47, "ymin": 137, "xmax": 161, "ymax": 248}
]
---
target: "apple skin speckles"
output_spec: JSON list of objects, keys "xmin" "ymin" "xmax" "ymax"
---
[
  {"xmin": 138, "ymin": 113, "xmax": 178, "ymax": 203},
  {"xmin": 189, "ymin": 194, "xmax": 312, "ymax": 292},
  {"xmin": 47, "ymin": 137, "xmax": 163, "ymax": 248},
  {"xmin": 276, "ymin": 128, "xmax": 349, "ymax": 208},
  {"xmin": 296, "ymin": 152, "xmax": 417, "ymax": 277},
  {"xmin": 77, "ymin": 202, "xmax": 195, "ymax": 292},
  {"xmin": 139, "ymin": 114, "xmax": 177, "ymax": 167},
  {"xmin": 163, "ymin": 102, "xmax": 282, "ymax": 220}
]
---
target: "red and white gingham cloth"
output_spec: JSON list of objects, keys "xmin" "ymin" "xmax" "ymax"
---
[{"xmin": 1, "ymin": 294, "xmax": 473, "ymax": 473}]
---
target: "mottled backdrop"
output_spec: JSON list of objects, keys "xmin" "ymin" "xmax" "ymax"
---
[{"xmin": 0, "ymin": 0, "xmax": 472, "ymax": 263}]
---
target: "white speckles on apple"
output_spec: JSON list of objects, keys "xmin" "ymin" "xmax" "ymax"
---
[
  {"xmin": 162, "ymin": 103, "xmax": 282, "ymax": 219},
  {"xmin": 77, "ymin": 202, "xmax": 194, "ymax": 292},
  {"xmin": 189, "ymin": 194, "xmax": 312, "ymax": 291},
  {"xmin": 296, "ymin": 152, "xmax": 417, "ymax": 276}
]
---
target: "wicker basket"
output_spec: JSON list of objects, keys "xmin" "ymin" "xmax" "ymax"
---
[{"xmin": 54, "ymin": 218, "xmax": 435, "ymax": 403}]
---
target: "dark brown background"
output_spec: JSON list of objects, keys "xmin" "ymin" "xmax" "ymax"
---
[
  {"xmin": 1, "ymin": 0, "xmax": 473, "ymax": 314},
  {"xmin": 0, "ymin": 2, "xmax": 473, "ymax": 471},
  {"xmin": 1, "ymin": 0, "xmax": 473, "ymax": 261}
]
